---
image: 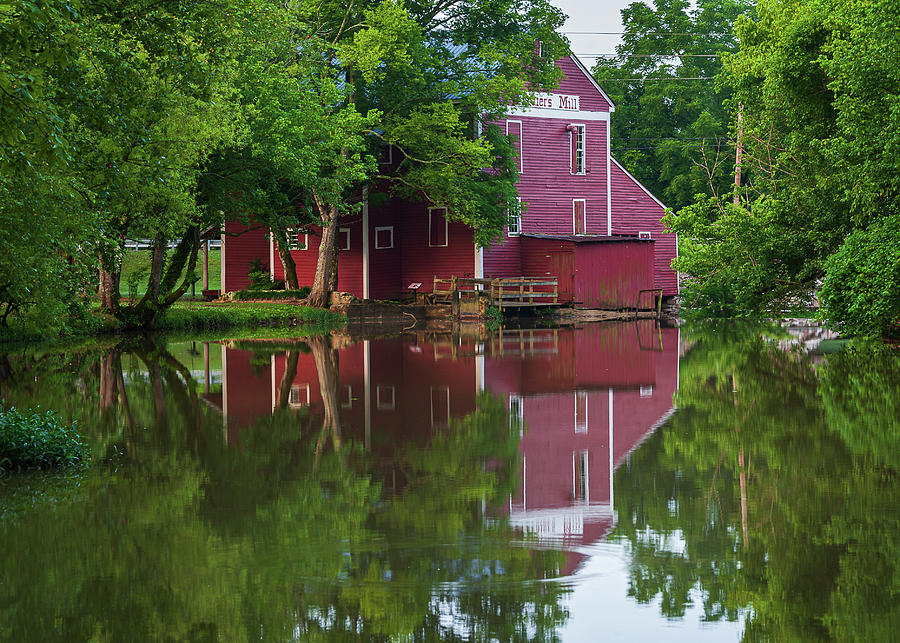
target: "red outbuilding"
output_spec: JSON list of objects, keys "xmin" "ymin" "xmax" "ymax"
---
[{"xmin": 220, "ymin": 53, "xmax": 678, "ymax": 305}]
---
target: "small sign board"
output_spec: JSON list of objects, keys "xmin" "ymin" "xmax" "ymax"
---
[{"xmin": 407, "ymin": 282, "xmax": 422, "ymax": 290}]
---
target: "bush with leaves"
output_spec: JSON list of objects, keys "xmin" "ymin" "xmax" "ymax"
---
[
  {"xmin": 819, "ymin": 214, "xmax": 900, "ymax": 338},
  {"xmin": 0, "ymin": 403, "xmax": 88, "ymax": 471}
]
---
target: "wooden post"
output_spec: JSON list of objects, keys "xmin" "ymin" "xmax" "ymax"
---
[
  {"xmin": 202, "ymin": 239, "xmax": 209, "ymax": 291},
  {"xmin": 498, "ymin": 280, "xmax": 503, "ymax": 312},
  {"xmin": 734, "ymin": 103, "xmax": 743, "ymax": 207}
]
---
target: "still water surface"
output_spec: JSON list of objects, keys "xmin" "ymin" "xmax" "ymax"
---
[{"xmin": 0, "ymin": 322, "xmax": 897, "ymax": 641}]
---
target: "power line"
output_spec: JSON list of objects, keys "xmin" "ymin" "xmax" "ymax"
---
[
  {"xmin": 562, "ymin": 31, "xmax": 731, "ymax": 37},
  {"xmin": 599, "ymin": 77, "xmax": 717, "ymax": 81},
  {"xmin": 586, "ymin": 53, "xmax": 723, "ymax": 58}
]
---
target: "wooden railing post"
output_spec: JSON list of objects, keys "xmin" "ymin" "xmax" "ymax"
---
[{"xmin": 498, "ymin": 280, "xmax": 503, "ymax": 312}]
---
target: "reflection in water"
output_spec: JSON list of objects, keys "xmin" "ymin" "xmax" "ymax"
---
[{"xmin": 0, "ymin": 323, "xmax": 896, "ymax": 641}]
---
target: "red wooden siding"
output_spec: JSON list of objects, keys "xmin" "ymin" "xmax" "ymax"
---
[
  {"xmin": 397, "ymin": 200, "xmax": 474, "ymax": 293},
  {"xmin": 520, "ymin": 236, "xmax": 654, "ymax": 308},
  {"xmin": 610, "ymin": 158, "xmax": 678, "ymax": 296},
  {"xmin": 511, "ymin": 116, "xmax": 609, "ymax": 236},
  {"xmin": 573, "ymin": 240, "xmax": 654, "ymax": 309},
  {"xmin": 223, "ymin": 221, "xmax": 270, "ymax": 292},
  {"xmin": 554, "ymin": 56, "xmax": 613, "ymax": 112}
]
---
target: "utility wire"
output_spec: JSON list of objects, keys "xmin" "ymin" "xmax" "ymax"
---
[
  {"xmin": 599, "ymin": 77, "xmax": 717, "ymax": 81},
  {"xmin": 582, "ymin": 53, "xmax": 723, "ymax": 58},
  {"xmin": 562, "ymin": 31, "xmax": 731, "ymax": 36}
]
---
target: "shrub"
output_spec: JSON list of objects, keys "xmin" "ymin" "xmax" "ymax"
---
[
  {"xmin": 247, "ymin": 258, "xmax": 283, "ymax": 291},
  {"xmin": 0, "ymin": 403, "xmax": 89, "ymax": 471},
  {"xmin": 820, "ymin": 214, "xmax": 900, "ymax": 338}
]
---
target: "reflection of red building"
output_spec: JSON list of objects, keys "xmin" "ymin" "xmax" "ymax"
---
[{"xmin": 211, "ymin": 323, "xmax": 678, "ymax": 575}]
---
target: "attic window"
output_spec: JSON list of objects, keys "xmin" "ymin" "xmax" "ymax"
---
[
  {"xmin": 638, "ymin": 231, "xmax": 652, "ymax": 239},
  {"xmin": 569, "ymin": 124, "xmax": 586, "ymax": 175}
]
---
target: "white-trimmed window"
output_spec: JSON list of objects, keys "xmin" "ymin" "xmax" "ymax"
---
[
  {"xmin": 573, "ymin": 199, "xmax": 586, "ymax": 235},
  {"xmin": 570, "ymin": 124, "xmax": 586, "ymax": 175},
  {"xmin": 508, "ymin": 197, "xmax": 522, "ymax": 237},
  {"xmin": 640, "ymin": 385, "xmax": 654, "ymax": 398},
  {"xmin": 573, "ymin": 450, "xmax": 589, "ymax": 502},
  {"xmin": 509, "ymin": 394, "xmax": 524, "ymax": 436},
  {"xmin": 379, "ymin": 143, "xmax": 393, "ymax": 166},
  {"xmin": 339, "ymin": 227, "xmax": 350, "ymax": 251},
  {"xmin": 428, "ymin": 207, "xmax": 448, "ymax": 247},
  {"xmin": 575, "ymin": 391, "xmax": 588, "ymax": 433},
  {"xmin": 289, "ymin": 384, "xmax": 309, "ymax": 408},
  {"xmin": 374, "ymin": 226, "xmax": 393, "ymax": 249},
  {"xmin": 286, "ymin": 228, "xmax": 308, "ymax": 251},
  {"xmin": 638, "ymin": 231, "xmax": 652, "ymax": 239},
  {"xmin": 430, "ymin": 386, "xmax": 450, "ymax": 428},
  {"xmin": 341, "ymin": 385, "xmax": 353, "ymax": 409},
  {"xmin": 506, "ymin": 120, "xmax": 523, "ymax": 173},
  {"xmin": 376, "ymin": 385, "xmax": 395, "ymax": 410}
]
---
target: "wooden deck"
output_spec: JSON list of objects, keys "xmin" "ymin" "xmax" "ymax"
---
[{"xmin": 432, "ymin": 276, "xmax": 559, "ymax": 311}]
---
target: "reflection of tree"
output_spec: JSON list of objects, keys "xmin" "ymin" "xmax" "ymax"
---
[
  {"xmin": 611, "ymin": 327, "xmax": 900, "ymax": 641},
  {"xmin": 0, "ymin": 340, "xmax": 569, "ymax": 641}
]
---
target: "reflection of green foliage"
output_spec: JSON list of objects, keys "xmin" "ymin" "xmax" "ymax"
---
[
  {"xmin": 820, "ymin": 342, "xmax": 900, "ymax": 469},
  {"xmin": 0, "ymin": 339, "xmax": 569, "ymax": 641},
  {"xmin": 612, "ymin": 323, "xmax": 900, "ymax": 641}
]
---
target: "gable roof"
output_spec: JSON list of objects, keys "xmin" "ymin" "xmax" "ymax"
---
[{"xmin": 568, "ymin": 54, "xmax": 616, "ymax": 113}]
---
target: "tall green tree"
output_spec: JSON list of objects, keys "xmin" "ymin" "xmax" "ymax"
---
[
  {"xmin": 669, "ymin": 0, "xmax": 900, "ymax": 333},
  {"xmin": 593, "ymin": 0, "xmax": 753, "ymax": 212},
  {"xmin": 0, "ymin": 1, "xmax": 96, "ymax": 332},
  {"xmin": 242, "ymin": 0, "xmax": 569, "ymax": 307}
]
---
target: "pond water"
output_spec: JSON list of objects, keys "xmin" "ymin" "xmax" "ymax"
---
[{"xmin": 0, "ymin": 322, "xmax": 897, "ymax": 641}]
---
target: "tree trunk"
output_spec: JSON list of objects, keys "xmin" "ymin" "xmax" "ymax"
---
[
  {"xmin": 99, "ymin": 349, "xmax": 119, "ymax": 413},
  {"xmin": 277, "ymin": 240, "xmax": 300, "ymax": 290},
  {"xmin": 147, "ymin": 232, "xmax": 167, "ymax": 302},
  {"xmin": 306, "ymin": 192, "xmax": 340, "ymax": 308},
  {"xmin": 309, "ymin": 335, "xmax": 341, "ymax": 457},
  {"xmin": 98, "ymin": 265, "xmax": 121, "ymax": 314},
  {"xmin": 277, "ymin": 349, "xmax": 300, "ymax": 409}
]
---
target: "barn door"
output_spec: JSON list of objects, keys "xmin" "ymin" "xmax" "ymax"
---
[{"xmin": 549, "ymin": 251, "xmax": 574, "ymax": 303}]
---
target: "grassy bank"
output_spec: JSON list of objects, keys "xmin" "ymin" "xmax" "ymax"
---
[
  {"xmin": 156, "ymin": 301, "xmax": 343, "ymax": 331},
  {"xmin": 120, "ymin": 247, "xmax": 221, "ymax": 297},
  {"xmin": 0, "ymin": 301, "xmax": 344, "ymax": 347}
]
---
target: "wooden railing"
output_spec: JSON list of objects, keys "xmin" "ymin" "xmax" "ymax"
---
[{"xmin": 432, "ymin": 276, "xmax": 559, "ymax": 310}]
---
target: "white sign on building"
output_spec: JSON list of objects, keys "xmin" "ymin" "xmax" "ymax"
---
[{"xmin": 528, "ymin": 93, "xmax": 581, "ymax": 111}]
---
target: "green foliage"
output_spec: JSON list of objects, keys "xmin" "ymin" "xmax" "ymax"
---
[
  {"xmin": 665, "ymin": 196, "xmax": 819, "ymax": 315},
  {"xmin": 484, "ymin": 304, "xmax": 504, "ymax": 330},
  {"xmin": 246, "ymin": 258, "xmax": 277, "ymax": 291},
  {"xmin": 229, "ymin": 287, "xmax": 311, "ymax": 301},
  {"xmin": 675, "ymin": 0, "xmax": 900, "ymax": 326},
  {"xmin": 593, "ymin": 0, "xmax": 754, "ymax": 212},
  {"xmin": 0, "ymin": 403, "xmax": 88, "ymax": 471},
  {"xmin": 155, "ymin": 302, "xmax": 342, "ymax": 331},
  {"xmin": 820, "ymin": 342, "xmax": 900, "ymax": 469},
  {"xmin": 0, "ymin": 337, "xmax": 567, "ymax": 640},
  {"xmin": 613, "ymin": 322, "xmax": 900, "ymax": 639},
  {"xmin": 819, "ymin": 214, "xmax": 900, "ymax": 338}
]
